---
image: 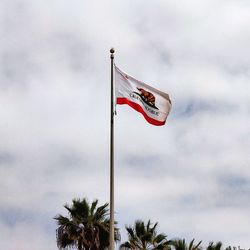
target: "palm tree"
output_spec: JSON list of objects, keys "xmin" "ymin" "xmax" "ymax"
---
[
  {"xmin": 120, "ymin": 220, "xmax": 171, "ymax": 250},
  {"xmin": 54, "ymin": 198, "xmax": 120, "ymax": 250},
  {"xmin": 206, "ymin": 242, "xmax": 222, "ymax": 250},
  {"xmin": 171, "ymin": 238, "xmax": 202, "ymax": 250}
]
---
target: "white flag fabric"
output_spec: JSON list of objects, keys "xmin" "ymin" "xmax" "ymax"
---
[{"xmin": 115, "ymin": 65, "xmax": 172, "ymax": 126}]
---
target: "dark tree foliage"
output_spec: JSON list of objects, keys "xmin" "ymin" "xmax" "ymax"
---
[
  {"xmin": 54, "ymin": 198, "xmax": 120, "ymax": 250},
  {"xmin": 206, "ymin": 242, "xmax": 222, "ymax": 250},
  {"xmin": 120, "ymin": 220, "xmax": 171, "ymax": 250},
  {"xmin": 171, "ymin": 238, "xmax": 202, "ymax": 250}
]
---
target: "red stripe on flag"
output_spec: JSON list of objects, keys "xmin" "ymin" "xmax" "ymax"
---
[{"xmin": 116, "ymin": 97, "xmax": 166, "ymax": 126}]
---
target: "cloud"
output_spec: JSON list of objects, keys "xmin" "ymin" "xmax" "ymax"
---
[{"xmin": 0, "ymin": 0, "xmax": 250, "ymax": 249}]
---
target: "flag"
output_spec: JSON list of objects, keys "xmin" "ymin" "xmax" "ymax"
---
[{"xmin": 115, "ymin": 65, "xmax": 172, "ymax": 126}]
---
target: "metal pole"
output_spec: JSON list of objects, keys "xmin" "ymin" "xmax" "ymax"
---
[{"xmin": 109, "ymin": 48, "xmax": 115, "ymax": 250}]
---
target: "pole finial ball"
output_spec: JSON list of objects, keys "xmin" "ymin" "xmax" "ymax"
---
[{"xmin": 110, "ymin": 48, "xmax": 115, "ymax": 54}]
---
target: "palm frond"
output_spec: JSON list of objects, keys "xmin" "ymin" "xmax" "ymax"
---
[
  {"xmin": 54, "ymin": 197, "xmax": 120, "ymax": 249},
  {"xmin": 121, "ymin": 219, "xmax": 168, "ymax": 250},
  {"xmin": 90, "ymin": 199, "xmax": 98, "ymax": 216}
]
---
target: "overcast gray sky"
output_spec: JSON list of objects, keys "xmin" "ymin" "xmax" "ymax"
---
[{"xmin": 0, "ymin": 0, "xmax": 250, "ymax": 249}]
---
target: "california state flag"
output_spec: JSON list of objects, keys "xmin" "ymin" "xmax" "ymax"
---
[{"xmin": 115, "ymin": 65, "xmax": 172, "ymax": 126}]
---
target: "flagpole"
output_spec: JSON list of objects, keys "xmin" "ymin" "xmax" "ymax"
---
[{"xmin": 109, "ymin": 47, "xmax": 115, "ymax": 250}]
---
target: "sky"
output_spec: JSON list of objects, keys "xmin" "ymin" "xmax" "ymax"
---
[{"xmin": 0, "ymin": 0, "xmax": 250, "ymax": 249}]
